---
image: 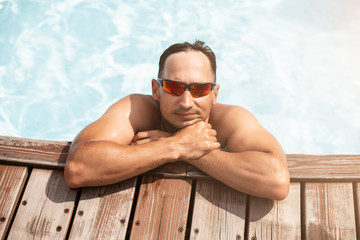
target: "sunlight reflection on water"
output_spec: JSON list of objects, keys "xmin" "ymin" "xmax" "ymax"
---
[{"xmin": 1, "ymin": 0, "xmax": 359, "ymax": 154}]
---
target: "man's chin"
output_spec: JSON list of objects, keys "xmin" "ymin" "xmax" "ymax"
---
[
  {"xmin": 162, "ymin": 116, "xmax": 205, "ymax": 133},
  {"xmin": 175, "ymin": 118, "xmax": 202, "ymax": 129}
]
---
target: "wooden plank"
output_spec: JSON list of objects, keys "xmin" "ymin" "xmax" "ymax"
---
[
  {"xmin": 288, "ymin": 155, "xmax": 360, "ymax": 181},
  {"xmin": 189, "ymin": 179, "xmax": 246, "ymax": 240},
  {"xmin": 186, "ymin": 165, "xmax": 209, "ymax": 179},
  {"xmin": 355, "ymin": 183, "xmax": 360, "ymax": 239},
  {"xmin": 130, "ymin": 176, "xmax": 192, "ymax": 239},
  {"xmin": 8, "ymin": 169, "xmax": 78, "ymax": 239},
  {"xmin": 0, "ymin": 136, "xmax": 69, "ymax": 169},
  {"xmin": 247, "ymin": 182, "xmax": 301, "ymax": 240},
  {"xmin": 0, "ymin": 165, "xmax": 28, "ymax": 240},
  {"xmin": 146, "ymin": 162, "xmax": 188, "ymax": 178},
  {"xmin": 2, "ymin": 136, "xmax": 360, "ymax": 181},
  {"xmin": 68, "ymin": 177, "xmax": 137, "ymax": 239},
  {"xmin": 304, "ymin": 182, "xmax": 357, "ymax": 239}
]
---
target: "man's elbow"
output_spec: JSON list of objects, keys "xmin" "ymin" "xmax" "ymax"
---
[
  {"xmin": 64, "ymin": 160, "xmax": 85, "ymax": 189},
  {"xmin": 271, "ymin": 171, "xmax": 290, "ymax": 201}
]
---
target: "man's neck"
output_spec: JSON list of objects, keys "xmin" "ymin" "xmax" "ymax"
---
[{"xmin": 160, "ymin": 117, "xmax": 179, "ymax": 135}]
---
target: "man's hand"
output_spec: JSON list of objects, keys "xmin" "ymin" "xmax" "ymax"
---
[
  {"xmin": 131, "ymin": 121, "xmax": 220, "ymax": 161},
  {"xmin": 131, "ymin": 130, "xmax": 172, "ymax": 145},
  {"xmin": 173, "ymin": 121, "xmax": 220, "ymax": 161}
]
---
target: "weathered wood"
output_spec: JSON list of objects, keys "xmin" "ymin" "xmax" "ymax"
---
[
  {"xmin": 69, "ymin": 177, "xmax": 137, "ymax": 239},
  {"xmin": 2, "ymin": 136, "xmax": 360, "ymax": 239},
  {"xmin": 288, "ymin": 154, "xmax": 360, "ymax": 181},
  {"xmin": 304, "ymin": 182, "xmax": 357, "ymax": 239},
  {"xmin": 130, "ymin": 176, "xmax": 192, "ymax": 239},
  {"xmin": 186, "ymin": 165, "xmax": 209, "ymax": 179},
  {"xmin": 190, "ymin": 179, "xmax": 247, "ymax": 240},
  {"xmin": 146, "ymin": 162, "xmax": 188, "ymax": 178},
  {"xmin": 355, "ymin": 183, "xmax": 360, "ymax": 239},
  {"xmin": 8, "ymin": 169, "xmax": 77, "ymax": 239},
  {"xmin": 2, "ymin": 136, "xmax": 360, "ymax": 181},
  {"xmin": 247, "ymin": 182, "xmax": 301, "ymax": 240},
  {"xmin": 0, "ymin": 136, "xmax": 69, "ymax": 169},
  {"xmin": 0, "ymin": 165, "xmax": 28, "ymax": 240}
]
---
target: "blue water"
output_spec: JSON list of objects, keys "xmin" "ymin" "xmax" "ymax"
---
[{"xmin": 1, "ymin": 0, "xmax": 359, "ymax": 154}]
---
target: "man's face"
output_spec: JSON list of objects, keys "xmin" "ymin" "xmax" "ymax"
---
[{"xmin": 152, "ymin": 50, "xmax": 219, "ymax": 131}]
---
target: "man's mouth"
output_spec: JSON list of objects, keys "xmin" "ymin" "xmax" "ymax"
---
[{"xmin": 176, "ymin": 112, "xmax": 197, "ymax": 119}]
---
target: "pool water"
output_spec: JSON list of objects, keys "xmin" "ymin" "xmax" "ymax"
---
[{"xmin": 1, "ymin": 0, "xmax": 359, "ymax": 154}]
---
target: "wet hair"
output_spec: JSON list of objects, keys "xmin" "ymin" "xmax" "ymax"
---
[{"xmin": 158, "ymin": 40, "xmax": 216, "ymax": 81}]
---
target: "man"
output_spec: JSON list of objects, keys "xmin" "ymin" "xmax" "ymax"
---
[{"xmin": 65, "ymin": 40, "xmax": 290, "ymax": 200}]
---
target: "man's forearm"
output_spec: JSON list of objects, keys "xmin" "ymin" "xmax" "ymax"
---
[
  {"xmin": 65, "ymin": 139, "xmax": 179, "ymax": 188},
  {"xmin": 65, "ymin": 121, "xmax": 220, "ymax": 188},
  {"xmin": 187, "ymin": 149, "xmax": 290, "ymax": 200}
]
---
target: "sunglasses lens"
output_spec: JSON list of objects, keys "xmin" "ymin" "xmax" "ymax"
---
[
  {"xmin": 160, "ymin": 79, "xmax": 214, "ymax": 98},
  {"xmin": 162, "ymin": 80, "xmax": 184, "ymax": 96},
  {"xmin": 190, "ymin": 84, "xmax": 213, "ymax": 98}
]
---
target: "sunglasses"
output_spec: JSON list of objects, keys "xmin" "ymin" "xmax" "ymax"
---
[{"xmin": 156, "ymin": 78, "xmax": 216, "ymax": 98}]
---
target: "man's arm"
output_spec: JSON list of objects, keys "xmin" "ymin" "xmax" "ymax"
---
[
  {"xmin": 65, "ymin": 137, "xmax": 180, "ymax": 188},
  {"xmin": 65, "ymin": 95, "xmax": 173, "ymax": 187},
  {"xmin": 64, "ymin": 94, "xmax": 220, "ymax": 188},
  {"xmin": 186, "ymin": 105, "xmax": 290, "ymax": 200}
]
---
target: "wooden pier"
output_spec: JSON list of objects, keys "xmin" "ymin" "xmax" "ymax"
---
[{"xmin": 0, "ymin": 136, "xmax": 359, "ymax": 239}]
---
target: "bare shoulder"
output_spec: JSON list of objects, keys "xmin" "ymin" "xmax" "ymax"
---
[
  {"xmin": 74, "ymin": 94, "xmax": 159, "ymax": 145},
  {"xmin": 211, "ymin": 103, "xmax": 252, "ymax": 116},
  {"xmin": 210, "ymin": 103, "xmax": 259, "ymax": 132},
  {"xmin": 105, "ymin": 94, "xmax": 158, "ymax": 123},
  {"xmin": 210, "ymin": 103, "xmax": 280, "ymax": 153}
]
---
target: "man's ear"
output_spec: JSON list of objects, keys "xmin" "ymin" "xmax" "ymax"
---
[
  {"xmin": 152, "ymin": 79, "xmax": 160, "ymax": 101},
  {"xmin": 212, "ymin": 84, "xmax": 220, "ymax": 105}
]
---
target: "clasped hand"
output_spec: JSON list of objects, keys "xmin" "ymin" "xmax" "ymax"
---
[{"xmin": 131, "ymin": 121, "xmax": 220, "ymax": 161}]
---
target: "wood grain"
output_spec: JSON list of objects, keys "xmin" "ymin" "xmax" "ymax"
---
[
  {"xmin": 355, "ymin": 182, "xmax": 360, "ymax": 239},
  {"xmin": 69, "ymin": 177, "xmax": 137, "ymax": 239},
  {"xmin": 287, "ymin": 154, "xmax": 360, "ymax": 181},
  {"xmin": 0, "ymin": 165, "xmax": 28, "ymax": 240},
  {"xmin": 2, "ymin": 136, "xmax": 360, "ymax": 240},
  {"xmin": 189, "ymin": 179, "xmax": 247, "ymax": 240},
  {"xmin": 147, "ymin": 162, "xmax": 188, "ymax": 178},
  {"xmin": 130, "ymin": 176, "xmax": 192, "ymax": 240},
  {"xmin": 2, "ymin": 136, "xmax": 360, "ymax": 181},
  {"xmin": 8, "ymin": 169, "xmax": 77, "ymax": 239},
  {"xmin": 304, "ymin": 182, "xmax": 357, "ymax": 239},
  {"xmin": 248, "ymin": 183, "xmax": 301, "ymax": 240},
  {"xmin": 0, "ymin": 136, "xmax": 69, "ymax": 168}
]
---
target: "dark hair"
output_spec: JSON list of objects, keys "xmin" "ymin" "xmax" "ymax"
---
[{"xmin": 158, "ymin": 40, "xmax": 216, "ymax": 81}]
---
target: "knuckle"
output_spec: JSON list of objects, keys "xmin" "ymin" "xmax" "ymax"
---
[
  {"xmin": 154, "ymin": 130, "xmax": 162, "ymax": 135},
  {"xmin": 137, "ymin": 131, "xmax": 146, "ymax": 138}
]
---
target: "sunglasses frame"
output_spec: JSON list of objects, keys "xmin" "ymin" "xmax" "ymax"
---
[{"xmin": 156, "ymin": 78, "xmax": 217, "ymax": 98}]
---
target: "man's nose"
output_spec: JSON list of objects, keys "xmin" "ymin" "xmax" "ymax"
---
[{"xmin": 179, "ymin": 90, "xmax": 194, "ymax": 109}]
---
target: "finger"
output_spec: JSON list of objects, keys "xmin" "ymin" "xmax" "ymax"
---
[
  {"xmin": 134, "ymin": 130, "xmax": 171, "ymax": 142},
  {"xmin": 208, "ymin": 129, "xmax": 217, "ymax": 136},
  {"xmin": 149, "ymin": 130, "xmax": 172, "ymax": 138},
  {"xmin": 132, "ymin": 131, "xmax": 149, "ymax": 142},
  {"xmin": 194, "ymin": 121, "xmax": 207, "ymax": 129},
  {"xmin": 213, "ymin": 141, "xmax": 221, "ymax": 149},
  {"xmin": 132, "ymin": 138, "xmax": 151, "ymax": 145}
]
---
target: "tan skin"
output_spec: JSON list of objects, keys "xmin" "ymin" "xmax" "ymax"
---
[{"xmin": 65, "ymin": 51, "xmax": 290, "ymax": 200}]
